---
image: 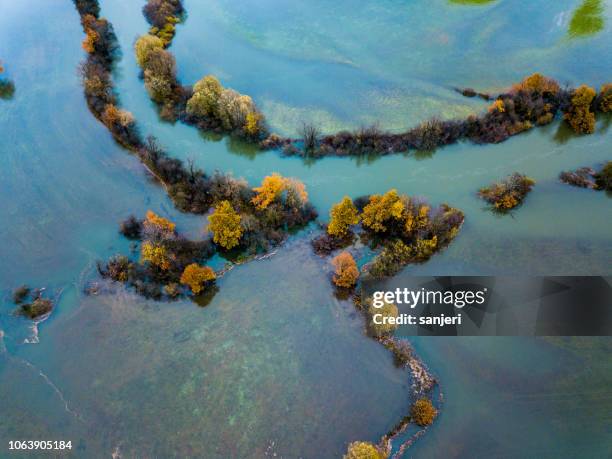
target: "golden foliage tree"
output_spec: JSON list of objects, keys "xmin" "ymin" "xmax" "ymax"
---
[
  {"xmin": 180, "ymin": 263, "xmax": 216, "ymax": 294},
  {"xmin": 411, "ymin": 398, "xmax": 437, "ymax": 427},
  {"xmin": 332, "ymin": 252, "xmax": 359, "ymax": 288},
  {"xmin": 251, "ymin": 173, "xmax": 286, "ymax": 210},
  {"xmin": 328, "ymin": 196, "xmax": 359, "ymax": 237},
  {"xmin": 101, "ymin": 104, "xmax": 135, "ymax": 128},
  {"xmin": 511, "ymin": 73, "xmax": 560, "ymax": 95},
  {"xmin": 186, "ymin": 75, "xmax": 223, "ymax": 117},
  {"xmin": 361, "ymin": 189, "xmax": 404, "ymax": 233},
  {"xmin": 140, "ymin": 241, "xmax": 171, "ymax": 270},
  {"xmin": 343, "ymin": 441, "xmax": 387, "ymax": 459},
  {"xmin": 565, "ymin": 84, "xmax": 596, "ymax": 134},
  {"xmin": 135, "ymin": 34, "xmax": 164, "ymax": 68},
  {"xmin": 208, "ymin": 200, "xmax": 243, "ymax": 249}
]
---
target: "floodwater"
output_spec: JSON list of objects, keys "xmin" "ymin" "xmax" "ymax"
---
[{"xmin": 0, "ymin": 0, "xmax": 610, "ymax": 457}]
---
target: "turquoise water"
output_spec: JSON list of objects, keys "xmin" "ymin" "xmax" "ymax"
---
[{"xmin": 1, "ymin": 0, "xmax": 611, "ymax": 457}]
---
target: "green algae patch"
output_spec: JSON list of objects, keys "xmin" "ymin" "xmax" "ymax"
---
[{"xmin": 569, "ymin": 0, "xmax": 604, "ymax": 38}]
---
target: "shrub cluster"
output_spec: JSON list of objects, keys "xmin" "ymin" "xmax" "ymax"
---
[
  {"xmin": 143, "ymin": 0, "xmax": 183, "ymax": 45},
  {"xmin": 560, "ymin": 161, "xmax": 612, "ymax": 191},
  {"xmin": 185, "ymin": 75, "xmax": 265, "ymax": 138},
  {"xmin": 314, "ymin": 191, "xmax": 464, "ymax": 279},
  {"xmin": 263, "ymin": 73, "xmax": 610, "ymax": 158},
  {"xmin": 12, "ymin": 286, "xmax": 53, "ymax": 320},
  {"xmin": 137, "ymin": 0, "xmax": 267, "ymax": 138},
  {"xmin": 134, "ymin": 34, "xmax": 182, "ymax": 117},
  {"xmin": 100, "ymin": 171, "xmax": 316, "ymax": 300},
  {"xmin": 99, "ymin": 211, "xmax": 216, "ymax": 300},
  {"xmin": 478, "ymin": 173, "xmax": 536, "ymax": 211}
]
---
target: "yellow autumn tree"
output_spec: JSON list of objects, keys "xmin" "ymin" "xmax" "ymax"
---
[
  {"xmin": 332, "ymin": 252, "xmax": 359, "ymax": 288},
  {"xmin": 186, "ymin": 75, "xmax": 223, "ymax": 117},
  {"xmin": 343, "ymin": 441, "xmax": 387, "ymax": 459},
  {"xmin": 565, "ymin": 85, "xmax": 596, "ymax": 134},
  {"xmin": 404, "ymin": 202, "xmax": 430, "ymax": 235},
  {"xmin": 207, "ymin": 200, "xmax": 243, "ymax": 249},
  {"xmin": 511, "ymin": 73, "xmax": 560, "ymax": 95},
  {"xmin": 140, "ymin": 241, "xmax": 170, "ymax": 270},
  {"xmin": 135, "ymin": 34, "xmax": 164, "ymax": 68},
  {"xmin": 361, "ymin": 189, "xmax": 404, "ymax": 233},
  {"xmin": 180, "ymin": 263, "xmax": 216, "ymax": 294},
  {"xmin": 328, "ymin": 196, "xmax": 360, "ymax": 237}
]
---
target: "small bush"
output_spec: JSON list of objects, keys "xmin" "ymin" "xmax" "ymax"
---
[
  {"xmin": 598, "ymin": 83, "xmax": 612, "ymax": 113},
  {"xmin": 478, "ymin": 173, "xmax": 535, "ymax": 211},
  {"xmin": 559, "ymin": 167, "xmax": 597, "ymax": 189},
  {"xmin": 0, "ymin": 79, "xmax": 15, "ymax": 100},
  {"xmin": 120, "ymin": 215, "xmax": 143, "ymax": 239},
  {"xmin": 12, "ymin": 285, "xmax": 30, "ymax": 304},
  {"xmin": 20, "ymin": 298, "xmax": 53, "ymax": 319},
  {"xmin": 595, "ymin": 161, "xmax": 612, "ymax": 191}
]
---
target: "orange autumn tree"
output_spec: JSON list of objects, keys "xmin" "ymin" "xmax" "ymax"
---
[
  {"xmin": 81, "ymin": 15, "xmax": 99, "ymax": 53},
  {"xmin": 207, "ymin": 200, "xmax": 243, "ymax": 249},
  {"xmin": 332, "ymin": 252, "xmax": 359, "ymax": 288},
  {"xmin": 251, "ymin": 173, "xmax": 308, "ymax": 210},
  {"xmin": 251, "ymin": 173, "xmax": 286, "ymax": 209},
  {"xmin": 144, "ymin": 210, "xmax": 176, "ymax": 236},
  {"xmin": 328, "ymin": 196, "xmax": 359, "ymax": 237},
  {"xmin": 180, "ymin": 263, "xmax": 216, "ymax": 294}
]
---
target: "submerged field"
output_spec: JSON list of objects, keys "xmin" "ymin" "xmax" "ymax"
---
[{"xmin": 1, "ymin": 0, "xmax": 611, "ymax": 457}]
